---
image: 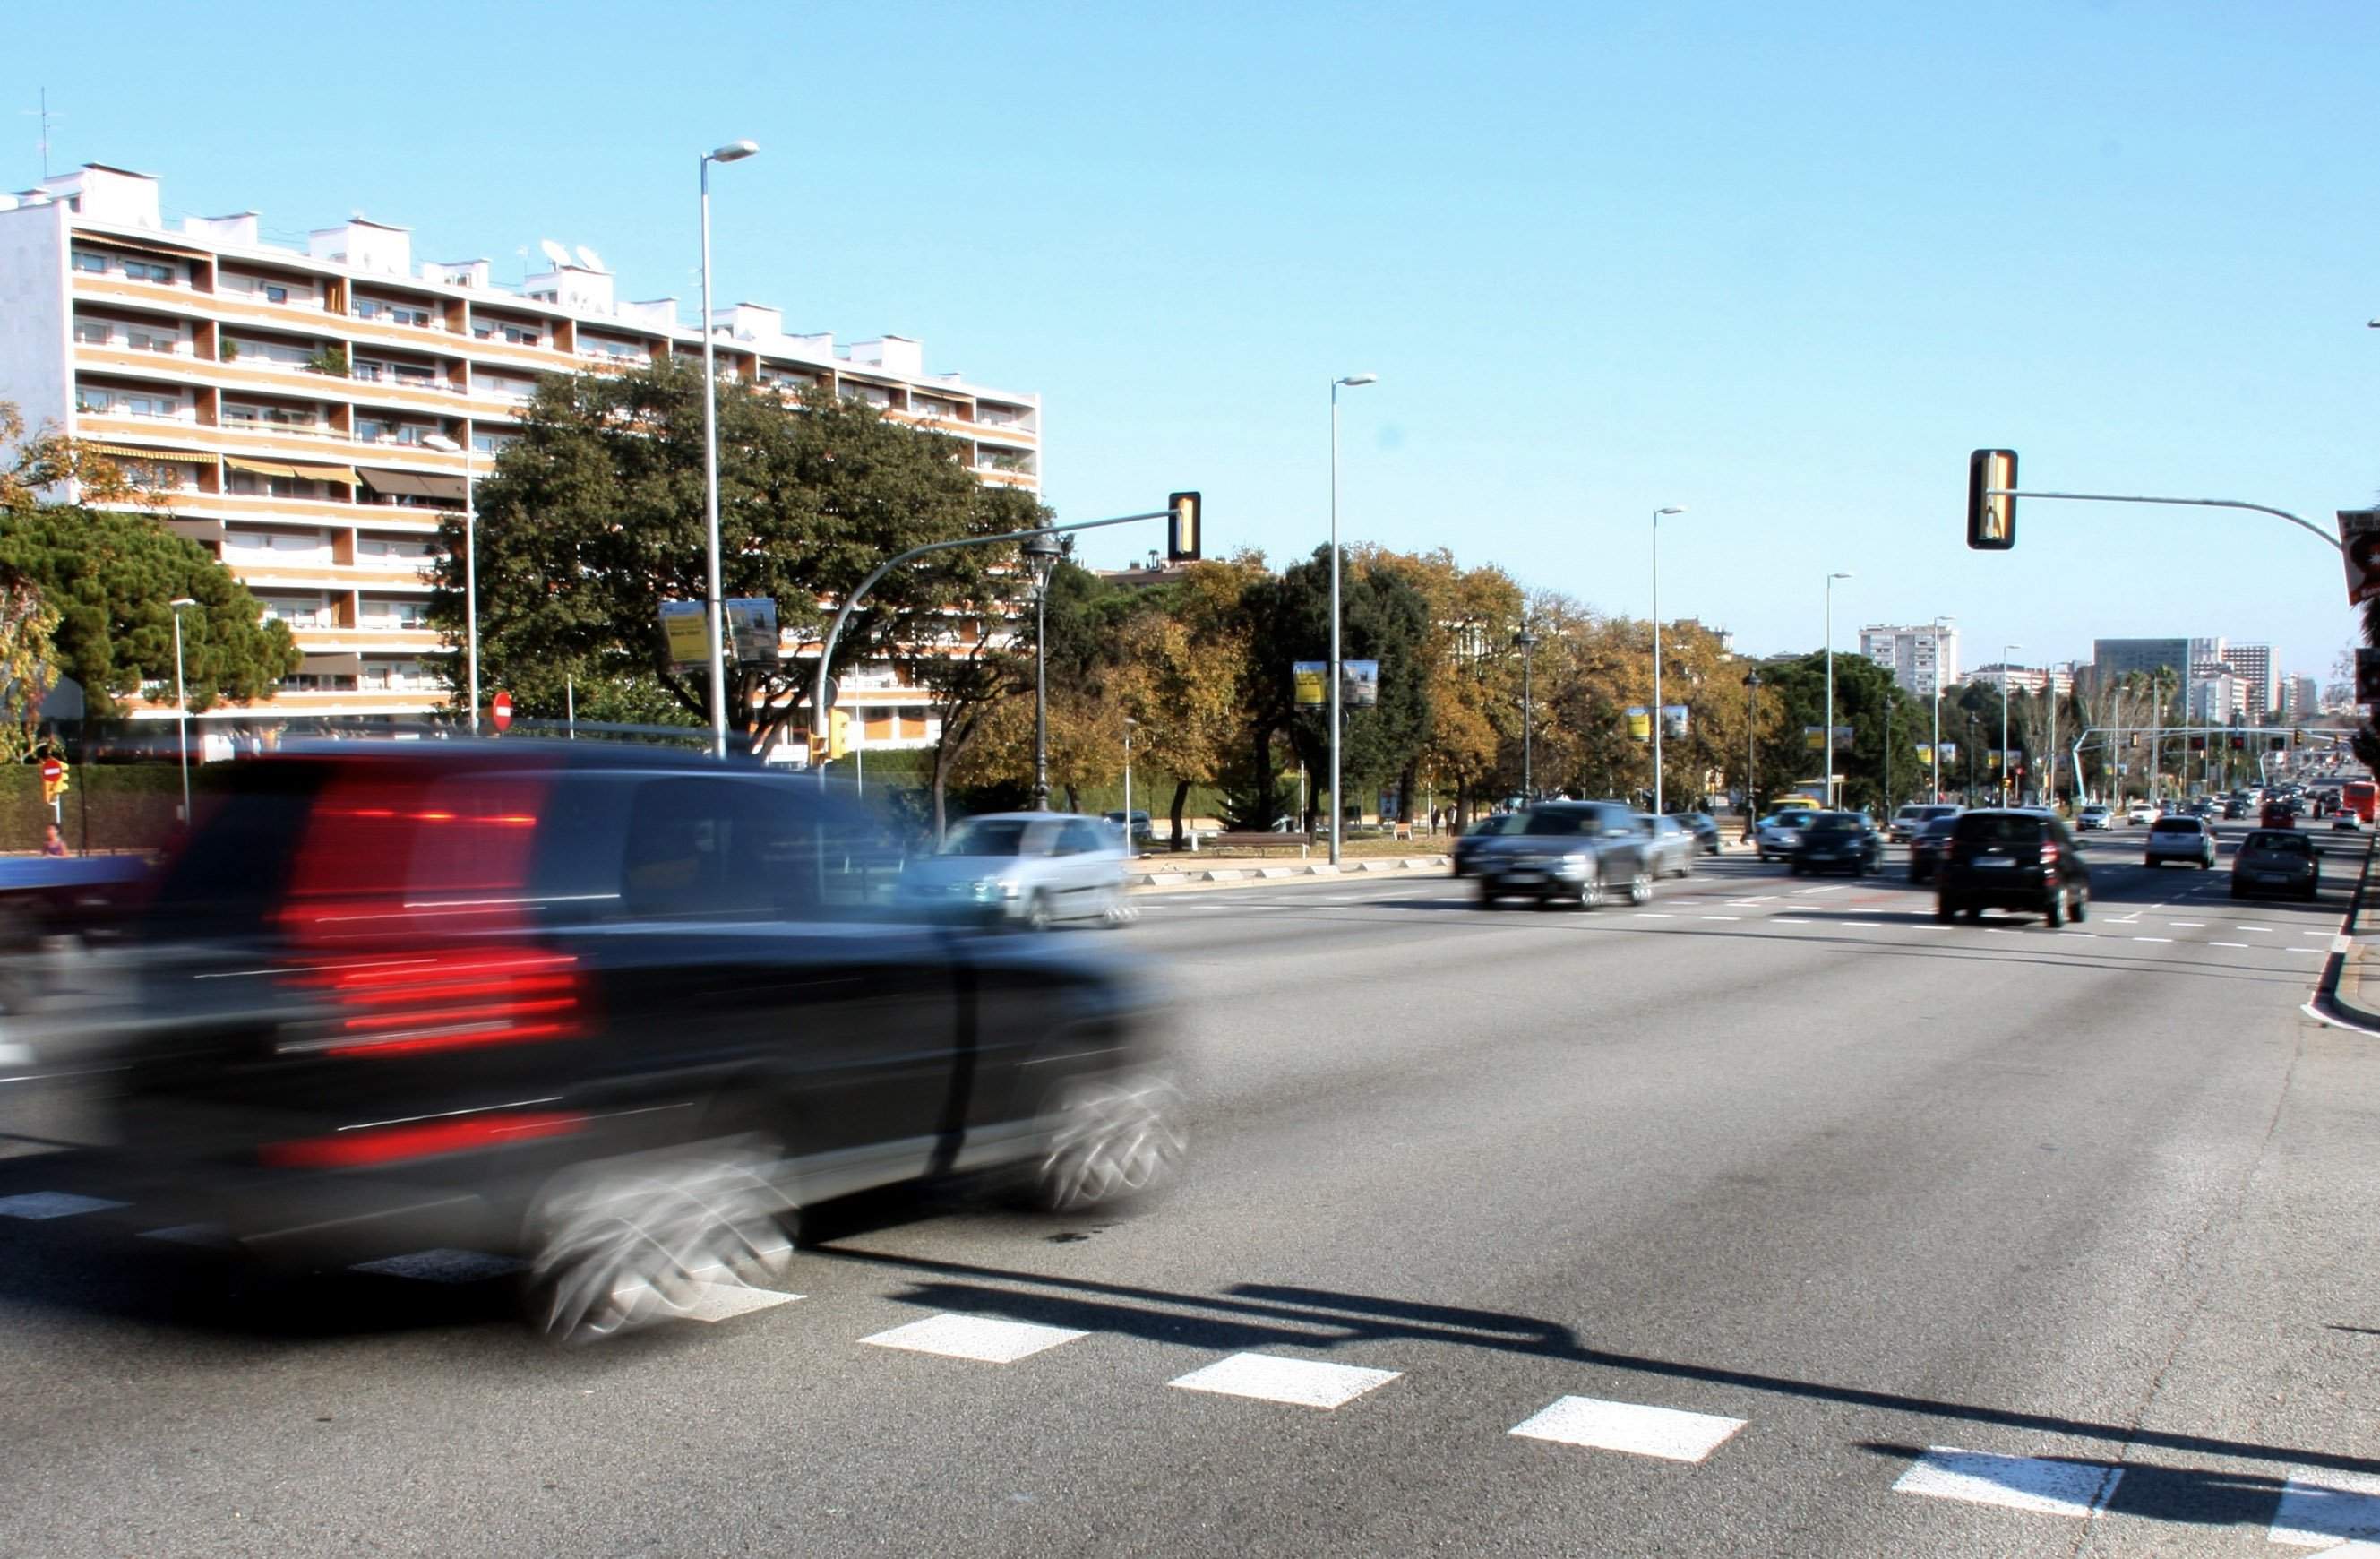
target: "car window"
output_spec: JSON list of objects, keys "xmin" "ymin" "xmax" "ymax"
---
[
  {"xmin": 2150, "ymin": 818, "xmax": 2201, "ymax": 834},
  {"xmin": 941, "ymin": 818, "xmax": 1030, "ymax": 857},
  {"xmin": 1058, "ymin": 820, "xmax": 1109, "ymax": 856},
  {"xmin": 1955, "ymin": 814, "xmax": 2045, "ymax": 844},
  {"xmin": 1522, "ymin": 809, "xmax": 1592, "ymax": 837},
  {"xmin": 617, "ymin": 777, "xmax": 806, "ymax": 919},
  {"xmin": 1806, "ymin": 814, "xmax": 1860, "ymax": 835},
  {"xmin": 2245, "ymin": 831, "xmax": 2311, "ymax": 855}
]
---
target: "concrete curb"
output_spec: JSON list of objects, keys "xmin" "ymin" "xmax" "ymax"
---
[
  {"xmin": 1127, "ymin": 855, "xmax": 1452, "ymax": 896},
  {"xmin": 2313, "ymin": 833, "xmax": 2380, "ymax": 1033}
]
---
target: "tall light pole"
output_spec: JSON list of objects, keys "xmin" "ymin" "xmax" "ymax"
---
[
  {"xmin": 1649, "ymin": 505, "xmax": 1684, "ymax": 814},
  {"xmin": 1327, "ymin": 372, "xmax": 1377, "ymax": 866},
  {"xmin": 1823, "ymin": 572, "xmax": 1852, "ymax": 808},
  {"xmin": 1742, "ymin": 669, "xmax": 1761, "ymax": 834},
  {"xmin": 700, "ymin": 138, "xmax": 760, "ymax": 760},
  {"xmin": 421, "ymin": 434, "xmax": 476, "ymax": 729},
  {"xmin": 1999, "ymin": 643, "xmax": 2022, "ymax": 804},
  {"xmin": 169, "ymin": 597, "xmax": 198, "ymax": 822},
  {"xmin": 1122, "ymin": 716, "xmax": 1136, "ymax": 849},
  {"xmin": 1928, "ymin": 615, "xmax": 1955, "ymax": 802},
  {"xmin": 1515, "ymin": 626, "xmax": 1539, "ymax": 801},
  {"xmin": 1026, "ymin": 528, "xmax": 1062, "ymax": 809}
]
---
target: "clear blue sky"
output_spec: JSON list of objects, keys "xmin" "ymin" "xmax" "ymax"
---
[{"xmin": 19, "ymin": 2, "xmax": 2377, "ymax": 686}]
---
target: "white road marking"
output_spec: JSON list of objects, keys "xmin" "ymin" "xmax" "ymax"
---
[
  {"xmin": 2269, "ymin": 1467, "xmax": 2380, "ymax": 1547},
  {"xmin": 1508, "ymin": 1395, "xmax": 1746, "ymax": 1463},
  {"xmin": 1843, "ymin": 921, "xmax": 1879, "ymax": 929},
  {"xmin": 2211, "ymin": 942, "xmax": 2249, "ymax": 949},
  {"xmin": 0, "ymin": 1192, "xmax": 126, "ymax": 1220},
  {"xmin": 351, "ymin": 1249, "xmax": 524, "ymax": 1284},
  {"xmin": 0, "ymin": 1042, "xmax": 28, "ymax": 1067},
  {"xmin": 139, "ymin": 1223, "xmax": 234, "ymax": 1247},
  {"xmin": 1792, "ymin": 886, "xmax": 1849, "ymax": 896},
  {"xmin": 864, "ymin": 1313, "xmax": 1086, "ymax": 1363},
  {"xmin": 1773, "ymin": 917, "xmax": 1813, "ymax": 925},
  {"xmin": 2134, "ymin": 936, "xmax": 2174, "ymax": 943},
  {"xmin": 1912, "ymin": 925, "xmax": 1952, "ymax": 931},
  {"xmin": 2290, "ymin": 948, "xmax": 2325, "ymax": 954},
  {"xmin": 2059, "ymin": 933, "xmax": 2096, "ymax": 939},
  {"xmin": 672, "ymin": 1279, "xmax": 804, "ymax": 1323},
  {"xmin": 2169, "ymin": 921, "xmax": 2205, "ymax": 928},
  {"xmin": 1632, "ymin": 912, "xmax": 1673, "ymax": 919},
  {"xmin": 1168, "ymin": 1353, "xmax": 1401, "ymax": 1408},
  {"xmin": 2239, "ymin": 926, "xmax": 2274, "ymax": 933},
  {"xmin": 1700, "ymin": 915, "xmax": 1741, "ymax": 922},
  {"xmin": 2335, "ymin": 935, "xmax": 2355, "ymax": 955},
  {"xmin": 1894, "ymin": 1447, "xmax": 2121, "ymax": 1519}
]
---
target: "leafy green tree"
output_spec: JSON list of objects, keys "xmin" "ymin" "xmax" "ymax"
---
[
  {"xmin": 1749, "ymin": 650, "xmax": 1920, "ymax": 814},
  {"xmin": 0, "ymin": 505, "xmax": 297, "ymax": 718},
  {"xmin": 429, "ymin": 361, "xmax": 1048, "ymax": 752}
]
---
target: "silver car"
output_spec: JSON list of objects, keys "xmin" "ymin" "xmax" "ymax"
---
[
  {"xmin": 897, "ymin": 812, "xmax": 1130, "ymax": 930},
  {"xmin": 1755, "ymin": 809, "xmax": 1817, "ymax": 862},
  {"xmin": 1633, "ymin": 813, "xmax": 1697, "ymax": 878}
]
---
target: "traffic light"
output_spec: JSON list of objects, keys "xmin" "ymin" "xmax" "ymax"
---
[
  {"xmin": 2269, "ymin": 736, "xmax": 2286, "ymax": 752},
  {"xmin": 826, "ymin": 708, "xmax": 852, "ymax": 761},
  {"xmin": 2188, "ymin": 735, "xmax": 2205, "ymax": 753},
  {"xmin": 2230, "ymin": 733, "xmax": 2246, "ymax": 751},
  {"xmin": 1166, "ymin": 491, "xmax": 1202, "ymax": 564},
  {"xmin": 1967, "ymin": 449, "xmax": 2016, "ymax": 550}
]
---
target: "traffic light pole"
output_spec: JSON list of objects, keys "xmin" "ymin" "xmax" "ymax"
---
[{"xmin": 1984, "ymin": 489, "xmax": 2342, "ymax": 554}]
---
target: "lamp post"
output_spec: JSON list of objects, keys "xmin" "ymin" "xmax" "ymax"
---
[
  {"xmin": 1515, "ymin": 625, "xmax": 1539, "ymax": 801},
  {"xmin": 1025, "ymin": 528, "xmax": 1062, "ymax": 809},
  {"xmin": 1742, "ymin": 669, "xmax": 1760, "ymax": 834},
  {"xmin": 169, "ymin": 597, "xmax": 199, "ymax": 822},
  {"xmin": 1328, "ymin": 371, "xmax": 1377, "ymax": 866},
  {"xmin": 1122, "ymin": 716, "xmax": 1136, "ymax": 851},
  {"xmin": 420, "ymin": 433, "xmax": 476, "ymax": 729},
  {"xmin": 700, "ymin": 138, "xmax": 759, "ymax": 760},
  {"xmin": 1929, "ymin": 615, "xmax": 1955, "ymax": 802},
  {"xmin": 1649, "ymin": 505, "xmax": 1684, "ymax": 815},
  {"xmin": 1823, "ymin": 573, "xmax": 1852, "ymax": 808},
  {"xmin": 1999, "ymin": 643, "xmax": 2022, "ymax": 804}
]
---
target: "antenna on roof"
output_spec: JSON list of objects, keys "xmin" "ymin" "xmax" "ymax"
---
[
  {"xmin": 573, "ymin": 245, "xmax": 605, "ymax": 272},
  {"xmin": 21, "ymin": 89, "xmax": 59, "ymax": 181},
  {"xmin": 537, "ymin": 238, "xmax": 571, "ymax": 269}
]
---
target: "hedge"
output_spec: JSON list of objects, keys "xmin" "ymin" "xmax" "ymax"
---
[{"xmin": 4, "ymin": 762, "xmax": 185, "ymax": 855}]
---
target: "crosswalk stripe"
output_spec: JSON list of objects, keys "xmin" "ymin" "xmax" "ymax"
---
[
  {"xmin": 1168, "ymin": 1352, "xmax": 1400, "ymax": 1408},
  {"xmin": 0, "ymin": 1192, "xmax": 127, "ymax": 1220},
  {"xmin": 864, "ymin": 1313, "xmax": 1084, "ymax": 1362},
  {"xmin": 1508, "ymin": 1395, "xmax": 1746, "ymax": 1463},
  {"xmin": 1893, "ymin": 1447, "xmax": 2121, "ymax": 1518}
]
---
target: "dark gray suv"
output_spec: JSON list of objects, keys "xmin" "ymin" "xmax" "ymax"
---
[{"xmin": 1474, "ymin": 801, "xmax": 1654, "ymax": 909}]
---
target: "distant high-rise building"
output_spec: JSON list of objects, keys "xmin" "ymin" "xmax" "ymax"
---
[
  {"xmin": 2188, "ymin": 660, "xmax": 2246, "ymax": 723},
  {"xmin": 2217, "ymin": 642, "xmax": 2273, "ymax": 719},
  {"xmin": 1860, "ymin": 623, "xmax": 1959, "ymax": 698},
  {"xmin": 2281, "ymin": 674, "xmax": 2320, "ymax": 719},
  {"xmin": 2093, "ymin": 637, "xmax": 2194, "ymax": 683}
]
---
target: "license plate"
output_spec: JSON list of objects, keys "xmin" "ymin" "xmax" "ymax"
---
[
  {"xmin": 1503, "ymin": 871, "xmax": 1543, "ymax": 884},
  {"xmin": 1973, "ymin": 857, "xmax": 2013, "ymax": 869}
]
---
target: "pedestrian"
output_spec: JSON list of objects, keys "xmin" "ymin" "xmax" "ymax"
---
[{"xmin": 40, "ymin": 822, "xmax": 66, "ymax": 857}]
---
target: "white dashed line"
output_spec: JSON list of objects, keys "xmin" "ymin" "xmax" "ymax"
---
[
  {"xmin": 1699, "ymin": 916, "xmax": 1741, "ymax": 922},
  {"xmin": 139, "ymin": 1223, "xmax": 233, "ymax": 1247},
  {"xmin": 1508, "ymin": 1396, "xmax": 1747, "ymax": 1463},
  {"xmin": 2169, "ymin": 922, "xmax": 2205, "ymax": 928},
  {"xmin": 1843, "ymin": 921, "xmax": 1879, "ymax": 929},
  {"xmin": 0, "ymin": 1192, "xmax": 126, "ymax": 1220},
  {"xmin": 2059, "ymin": 933, "xmax": 2096, "ymax": 939},
  {"xmin": 2210, "ymin": 942, "xmax": 2249, "ymax": 949},
  {"xmin": 2238, "ymin": 926, "xmax": 2274, "ymax": 933},
  {"xmin": 864, "ymin": 1314, "xmax": 1087, "ymax": 1363},
  {"xmin": 1168, "ymin": 1353, "xmax": 1401, "ymax": 1408},
  {"xmin": 1894, "ymin": 1447, "xmax": 2121, "ymax": 1519},
  {"xmin": 2133, "ymin": 936, "xmax": 2173, "ymax": 943},
  {"xmin": 1633, "ymin": 912, "xmax": 1673, "ymax": 919}
]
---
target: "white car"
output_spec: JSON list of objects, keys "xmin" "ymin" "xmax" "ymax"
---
[
  {"xmin": 1755, "ymin": 809, "xmax": 1817, "ymax": 862},
  {"xmin": 2144, "ymin": 814, "xmax": 2218, "ymax": 869},
  {"xmin": 2125, "ymin": 801, "xmax": 2155, "ymax": 825},
  {"xmin": 2075, "ymin": 805, "xmax": 2112, "ymax": 831}
]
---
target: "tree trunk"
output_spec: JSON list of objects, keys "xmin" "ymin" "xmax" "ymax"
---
[
  {"xmin": 1396, "ymin": 758, "xmax": 1418, "ymax": 824},
  {"xmin": 1062, "ymin": 782, "xmax": 1081, "ymax": 814},
  {"xmin": 1250, "ymin": 723, "xmax": 1277, "ymax": 828},
  {"xmin": 1169, "ymin": 780, "xmax": 1191, "ymax": 851}
]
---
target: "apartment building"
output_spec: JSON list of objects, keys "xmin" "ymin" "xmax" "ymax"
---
[
  {"xmin": 2281, "ymin": 674, "xmax": 2321, "ymax": 720},
  {"xmin": 1859, "ymin": 624, "xmax": 1959, "ymax": 699},
  {"xmin": 2215, "ymin": 642, "xmax": 2273, "ymax": 719},
  {"xmin": 1966, "ymin": 662, "xmax": 2072, "ymax": 699},
  {"xmin": 0, "ymin": 163, "xmax": 1042, "ymax": 751}
]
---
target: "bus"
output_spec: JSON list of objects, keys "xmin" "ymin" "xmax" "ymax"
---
[{"xmin": 2342, "ymin": 780, "xmax": 2376, "ymax": 823}]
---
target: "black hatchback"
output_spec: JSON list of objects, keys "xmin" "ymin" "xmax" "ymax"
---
[
  {"xmin": 1935, "ymin": 808, "xmax": 2089, "ymax": 926},
  {"xmin": 1791, "ymin": 812, "xmax": 1883, "ymax": 876}
]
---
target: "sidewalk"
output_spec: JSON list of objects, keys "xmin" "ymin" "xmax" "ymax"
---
[
  {"xmin": 1126, "ymin": 855, "xmax": 1451, "ymax": 895},
  {"xmin": 2311, "ymin": 832, "xmax": 2380, "ymax": 1030}
]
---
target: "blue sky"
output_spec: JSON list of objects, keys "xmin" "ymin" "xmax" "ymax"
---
[{"xmin": 17, "ymin": 2, "xmax": 2377, "ymax": 685}]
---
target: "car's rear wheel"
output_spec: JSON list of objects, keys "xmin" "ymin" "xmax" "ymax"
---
[
  {"xmin": 1476, "ymin": 883, "xmax": 1499, "ymax": 909},
  {"xmin": 2043, "ymin": 890, "xmax": 2065, "ymax": 929},
  {"xmin": 1935, "ymin": 897, "xmax": 1956, "ymax": 924}
]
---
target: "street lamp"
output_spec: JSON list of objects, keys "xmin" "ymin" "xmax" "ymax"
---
[
  {"xmin": 1122, "ymin": 716, "xmax": 1137, "ymax": 851},
  {"xmin": 1742, "ymin": 669, "xmax": 1761, "ymax": 836},
  {"xmin": 1327, "ymin": 371, "xmax": 1377, "ymax": 866},
  {"xmin": 1823, "ymin": 573, "xmax": 1852, "ymax": 808},
  {"xmin": 420, "ymin": 433, "xmax": 475, "ymax": 729},
  {"xmin": 1929, "ymin": 615, "xmax": 1955, "ymax": 803},
  {"xmin": 2000, "ymin": 643, "xmax": 2023, "ymax": 803},
  {"xmin": 700, "ymin": 138, "xmax": 759, "ymax": 760},
  {"xmin": 1025, "ymin": 528, "xmax": 1063, "ymax": 809},
  {"xmin": 1649, "ymin": 505, "xmax": 1684, "ymax": 815},
  {"xmin": 1515, "ymin": 625, "xmax": 1539, "ymax": 801},
  {"xmin": 169, "ymin": 597, "xmax": 199, "ymax": 822}
]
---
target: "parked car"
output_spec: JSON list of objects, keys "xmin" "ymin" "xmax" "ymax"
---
[
  {"xmin": 2230, "ymin": 829, "xmax": 2319, "ymax": 900},
  {"xmin": 1634, "ymin": 813, "xmax": 1697, "ymax": 878},
  {"xmin": 98, "ymin": 740, "xmax": 1181, "ymax": 1343},
  {"xmin": 901, "ymin": 812, "xmax": 1132, "ymax": 929},
  {"xmin": 2075, "ymin": 805, "xmax": 2113, "ymax": 831},
  {"xmin": 1451, "ymin": 811, "xmax": 1525, "ymax": 877},
  {"xmin": 1754, "ymin": 809, "xmax": 1817, "ymax": 862},
  {"xmin": 1936, "ymin": 808, "xmax": 2090, "ymax": 926},
  {"xmin": 1102, "ymin": 809, "xmax": 1156, "ymax": 849},
  {"xmin": 1791, "ymin": 812, "xmax": 1883, "ymax": 876},
  {"xmin": 1475, "ymin": 801, "xmax": 1651, "ymax": 909},
  {"xmin": 1907, "ymin": 814, "xmax": 1959, "ymax": 883},
  {"xmin": 2144, "ymin": 814, "xmax": 2218, "ymax": 870},
  {"xmin": 1669, "ymin": 811, "xmax": 1722, "ymax": 856}
]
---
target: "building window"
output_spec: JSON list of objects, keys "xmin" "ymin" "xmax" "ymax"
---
[
  {"xmin": 70, "ymin": 251, "xmax": 107, "ymax": 275},
  {"xmin": 470, "ymin": 431, "xmax": 515, "ymax": 455},
  {"xmin": 262, "ymin": 284, "xmax": 288, "ymax": 304},
  {"xmin": 126, "ymin": 327, "xmax": 177, "ymax": 354},
  {"xmin": 121, "ymin": 260, "xmax": 176, "ymax": 285},
  {"xmin": 72, "ymin": 320, "xmax": 108, "ymax": 345}
]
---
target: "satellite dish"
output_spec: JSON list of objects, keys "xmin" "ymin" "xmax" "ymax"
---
[
  {"xmin": 573, "ymin": 245, "xmax": 606, "ymax": 272},
  {"xmin": 537, "ymin": 238, "xmax": 571, "ymax": 269}
]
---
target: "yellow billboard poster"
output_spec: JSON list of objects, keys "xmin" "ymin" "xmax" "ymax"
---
[
  {"xmin": 1627, "ymin": 707, "xmax": 1651, "ymax": 742},
  {"xmin": 1293, "ymin": 661, "xmax": 1327, "ymax": 706},
  {"xmin": 659, "ymin": 600, "xmax": 708, "ymax": 668}
]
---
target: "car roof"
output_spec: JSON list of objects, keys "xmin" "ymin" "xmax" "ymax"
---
[{"xmin": 962, "ymin": 811, "xmax": 1084, "ymax": 824}]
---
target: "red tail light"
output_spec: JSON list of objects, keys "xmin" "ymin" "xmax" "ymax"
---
[
  {"xmin": 262, "ymin": 1109, "xmax": 587, "ymax": 1167},
  {"xmin": 2039, "ymin": 842, "xmax": 2060, "ymax": 866},
  {"xmin": 281, "ymin": 946, "xmax": 588, "ymax": 1057}
]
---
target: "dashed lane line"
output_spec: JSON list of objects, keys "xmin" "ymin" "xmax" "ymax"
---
[{"xmin": 2211, "ymin": 942, "xmax": 2250, "ymax": 949}]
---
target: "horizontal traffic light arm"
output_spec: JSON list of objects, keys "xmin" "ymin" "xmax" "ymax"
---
[{"xmin": 1983, "ymin": 489, "xmax": 2340, "ymax": 555}]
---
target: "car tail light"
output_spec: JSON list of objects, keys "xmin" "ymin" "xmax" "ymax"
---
[
  {"xmin": 261, "ymin": 1108, "xmax": 587, "ymax": 1168},
  {"xmin": 279, "ymin": 946, "xmax": 589, "ymax": 1057},
  {"xmin": 2038, "ymin": 841, "xmax": 2060, "ymax": 866}
]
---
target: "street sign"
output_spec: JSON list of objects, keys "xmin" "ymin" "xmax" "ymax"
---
[
  {"xmin": 489, "ymin": 691, "xmax": 512, "ymax": 732},
  {"xmin": 1661, "ymin": 703, "xmax": 1688, "ymax": 738},
  {"xmin": 658, "ymin": 600, "xmax": 706, "ymax": 668},
  {"xmin": 2341, "ymin": 511, "xmax": 2380, "ymax": 606},
  {"xmin": 1341, "ymin": 660, "xmax": 1379, "ymax": 709},
  {"xmin": 726, "ymin": 598, "xmax": 779, "ymax": 664},
  {"xmin": 1801, "ymin": 725, "xmax": 1853, "ymax": 752},
  {"xmin": 2357, "ymin": 648, "xmax": 2380, "ymax": 705}
]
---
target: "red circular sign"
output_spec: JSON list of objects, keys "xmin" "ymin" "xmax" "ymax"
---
[
  {"xmin": 489, "ymin": 692, "xmax": 513, "ymax": 733},
  {"xmin": 39, "ymin": 758, "xmax": 61, "ymax": 782}
]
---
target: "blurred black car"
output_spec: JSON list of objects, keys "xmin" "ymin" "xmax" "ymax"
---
[
  {"xmin": 1451, "ymin": 810, "xmax": 1525, "ymax": 876},
  {"xmin": 1791, "ymin": 812, "xmax": 1882, "ymax": 876},
  {"xmin": 1907, "ymin": 814, "xmax": 1958, "ymax": 883},
  {"xmin": 1475, "ymin": 801, "xmax": 1652, "ymax": 909},
  {"xmin": 1669, "ymin": 811, "xmax": 1721, "ymax": 856},
  {"xmin": 102, "ymin": 741, "xmax": 1181, "ymax": 1341},
  {"xmin": 1935, "ymin": 808, "xmax": 2089, "ymax": 926}
]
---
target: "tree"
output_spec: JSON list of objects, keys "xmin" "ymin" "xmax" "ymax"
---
[
  {"xmin": 0, "ymin": 505, "xmax": 297, "ymax": 718},
  {"xmin": 430, "ymin": 361, "xmax": 1048, "ymax": 753},
  {"xmin": 1749, "ymin": 651, "xmax": 1918, "ymax": 814},
  {"xmin": 1113, "ymin": 559, "xmax": 1261, "ymax": 847}
]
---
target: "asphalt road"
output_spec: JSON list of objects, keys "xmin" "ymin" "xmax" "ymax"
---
[{"xmin": 3, "ymin": 820, "xmax": 2376, "ymax": 1557}]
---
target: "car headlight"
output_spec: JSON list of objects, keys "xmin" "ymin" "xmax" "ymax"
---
[
  {"xmin": 972, "ymin": 879, "xmax": 1021, "ymax": 900},
  {"xmin": 1555, "ymin": 852, "xmax": 1589, "ymax": 877}
]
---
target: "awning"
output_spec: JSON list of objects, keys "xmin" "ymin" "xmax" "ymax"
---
[
  {"xmin": 296, "ymin": 652, "xmax": 363, "ymax": 675},
  {"xmin": 79, "ymin": 442, "xmax": 199, "ymax": 463},
  {"xmin": 358, "ymin": 466, "xmax": 468, "ymax": 502},
  {"xmin": 161, "ymin": 517, "xmax": 224, "ymax": 544},
  {"xmin": 226, "ymin": 456, "xmax": 358, "ymax": 487}
]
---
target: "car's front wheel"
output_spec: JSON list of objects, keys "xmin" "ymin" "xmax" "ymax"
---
[
  {"xmin": 1023, "ymin": 891, "xmax": 1055, "ymax": 932},
  {"xmin": 1035, "ymin": 1072, "xmax": 1187, "ymax": 1212},
  {"xmin": 1627, "ymin": 868, "xmax": 1654, "ymax": 905},
  {"xmin": 2068, "ymin": 883, "xmax": 2088, "ymax": 923}
]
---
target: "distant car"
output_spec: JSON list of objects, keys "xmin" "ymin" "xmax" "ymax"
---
[
  {"xmin": 1103, "ymin": 809, "xmax": 1156, "ymax": 849},
  {"xmin": 1669, "ymin": 811, "xmax": 1721, "ymax": 856},
  {"xmin": 1633, "ymin": 813, "xmax": 1697, "ymax": 878},
  {"xmin": 1475, "ymin": 801, "xmax": 1653, "ymax": 909},
  {"xmin": 1755, "ymin": 809, "xmax": 1817, "ymax": 862},
  {"xmin": 2075, "ymin": 805, "xmax": 2113, "ymax": 831},
  {"xmin": 2221, "ymin": 798, "xmax": 2247, "ymax": 820},
  {"xmin": 2126, "ymin": 801, "xmax": 2155, "ymax": 825},
  {"xmin": 1451, "ymin": 811, "xmax": 1525, "ymax": 877},
  {"xmin": 2332, "ymin": 812, "xmax": 2362, "ymax": 832},
  {"xmin": 1908, "ymin": 814, "xmax": 1959, "ymax": 883},
  {"xmin": 2231, "ymin": 829, "xmax": 2319, "ymax": 900},
  {"xmin": 898, "ymin": 812, "xmax": 1131, "ymax": 929},
  {"xmin": 2144, "ymin": 814, "xmax": 2218, "ymax": 870},
  {"xmin": 1889, "ymin": 803, "xmax": 1959, "ymax": 843},
  {"xmin": 1936, "ymin": 808, "xmax": 2090, "ymax": 926},
  {"xmin": 1791, "ymin": 812, "xmax": 1882, "ymax": 876},
  {"xmin": 2261, "ymin": 802, "xmax": 2297, "ymax": 829}
]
